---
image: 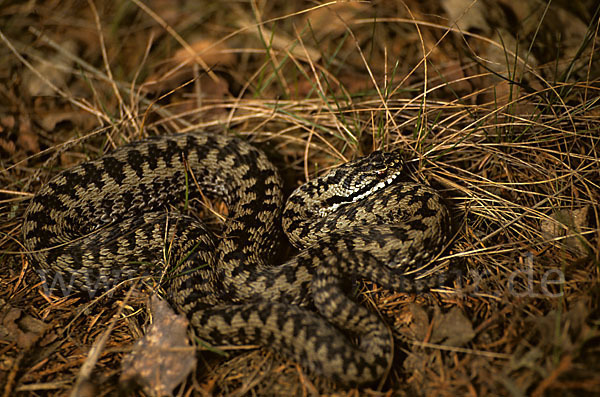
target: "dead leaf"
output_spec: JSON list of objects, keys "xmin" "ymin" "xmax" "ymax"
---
[
  {"xmin": 531, "ymin": 299, "xmax": 599, "ymax": 353},
  {"xmin": 441, "ymin": 0, "xmax": 539, "ymax": 105},
  {"xmin": 541, "ymin": 206, "xmax": 590, "ymax": 256},
  {"xmin": 22, "ymin": 40, "xmax": 78, "ymax": 97},
  {"xmin": 0, "ymin": 300, "xmax": 49, "ymax": 349},
  {"xmin": 37, "ymin": 111, "xmax": 88, "ymax": 132},
  {"xmin": 17, "ymin": 114, "xmax": 40, "ymax": 153},
  {"xmin": 396, "ymin": 303, "xmax": 431, "ymax": 342},
  {"xmin": 303, "ymin": 3, "xmax": 369, "ymax": 38},
  {"xmin": 143, "ymin": 39, "xmax": 233, "ymax": 98},
  {"xmin": 430, "ymin": 306, "xmax": 475, "ymax": 347},
  {"xmin": 0, "ymin": 136, "xmax": 16, "ymax": 156},
  {"xmin": 0, "ymin": 113, "xmax": 40, "ymax": 154},
  {"xmin": 396, "ymin": 304, "xmax": 474, "ymax": 347},
  {"xmin": 120, "ymin": 296, "xmax": 196, "ymax": 396},
  {"xmin": 173, "ymin": 39, "xmax": 235, "ymax": 68},
  {"xmin": 442, "ymin": 0, "xmax": 491, "ymax": 35},
  {"xmin": 237, "ymin": 17, "xmax": 321, "ymax": 62}
]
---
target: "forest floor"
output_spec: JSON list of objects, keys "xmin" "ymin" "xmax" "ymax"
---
[{"xmin": 1, "ymin": 1, "xmax": 599, "ymax": 396}]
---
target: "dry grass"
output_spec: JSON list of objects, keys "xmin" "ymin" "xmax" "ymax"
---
[{"xmin": 1, "ymin": 0, "xmax": 599, "ymax": 396}]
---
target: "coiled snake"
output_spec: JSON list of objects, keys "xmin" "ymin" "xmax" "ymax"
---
[{"xmin": 23, "ymin": 131, "xmax": 450, "ymax": 385}]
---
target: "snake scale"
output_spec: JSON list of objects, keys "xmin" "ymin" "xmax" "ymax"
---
[{"xmin": 23, "ymin": 131, "xmax": 450, "ymax": 385}]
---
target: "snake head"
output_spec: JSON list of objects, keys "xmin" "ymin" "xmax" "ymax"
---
[{"xmin": 310, "ymin": 149, "xmax": 405, "ymax": 217}]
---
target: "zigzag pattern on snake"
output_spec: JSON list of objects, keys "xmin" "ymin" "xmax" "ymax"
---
[{"xmin": 23, "ymin": 131, "xmax": 450, "ymax": 385}]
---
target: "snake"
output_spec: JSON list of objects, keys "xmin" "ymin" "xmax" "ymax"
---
[{"xmin": 22, "ymin": 131, "xmax": 450, "ymax": 385}]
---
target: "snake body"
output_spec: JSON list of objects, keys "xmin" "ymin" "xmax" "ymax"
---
[{"xmin": 23, "ymin": 131, "xmax": 450, "ymax": 385}]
